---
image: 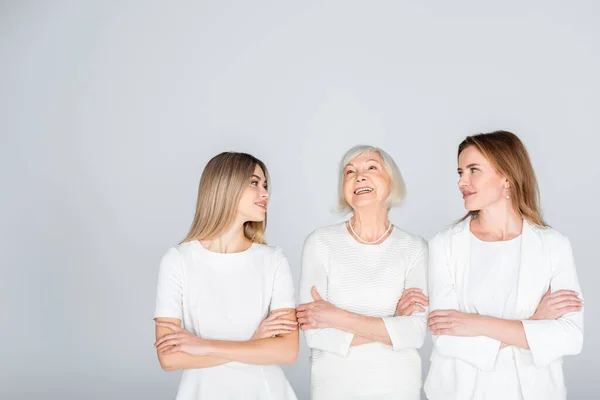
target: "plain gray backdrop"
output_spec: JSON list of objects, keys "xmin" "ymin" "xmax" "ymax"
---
[{"xmin": 1, "ymin": 1, "xmax": 599, "ymax": 399}]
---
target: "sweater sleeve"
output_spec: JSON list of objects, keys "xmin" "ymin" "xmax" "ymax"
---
[
  {"xmin": 299, "ymin": 231, "xmax": 354, "ymax": 357},
  {"xmin": 382, "ymin": 240, "xmax": 428, "ymax": 350}
]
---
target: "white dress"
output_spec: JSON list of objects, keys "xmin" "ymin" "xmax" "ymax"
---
[
  {"xmin": 468, "ymin": 233, "xmax": 523, "ymax": 400},
  {"xmin": 154, "ymin": 240, "xmax": 298, "ymax": 400},
  {"xmin": 299, "ymin": 223, "xmax": 428, "ymax": 400}
]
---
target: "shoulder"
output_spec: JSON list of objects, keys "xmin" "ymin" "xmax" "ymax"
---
[
  {"xmin": 390, "ymin": 227, "xmax": 428, "ymax": 253},
  {"xmin": 530, "ymin": 224, "xmax": 571, "ymax": 247},
  {"xmin": 303, "ymin": 222, "xmax": 346, "ymax": 247},
  {"xmin": 428, "ymin": 218, "xmax": 470, "ymax": 245},
  {"xmin": 251, "ymin": 243, "xmax": 290, "ymax": 264}
]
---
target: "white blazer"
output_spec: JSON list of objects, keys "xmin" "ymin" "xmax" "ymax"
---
[{"xmin": 424, "ymin": 218, "xmax": 584, "ymax": 400}]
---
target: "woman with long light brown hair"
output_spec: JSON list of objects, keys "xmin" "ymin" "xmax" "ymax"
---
[
  {"xmin": 425, "ymin": 131, "xmax": 584, "ymax": 400},
  {"xmin": 153, "ymin": 152, "xmax": 299, "ymax": 399}
]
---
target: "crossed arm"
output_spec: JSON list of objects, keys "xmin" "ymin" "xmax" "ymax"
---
[
  {"xmin": 154, "ymin": 309, "xmax": 299, "ymax": 371},
  {"xmin": 427, "ymin": 234, "xmax": 584, "ymax": 370},
  {"xmin": 297, "ymin": 234, "xmax": 429, "ymax": 356}
]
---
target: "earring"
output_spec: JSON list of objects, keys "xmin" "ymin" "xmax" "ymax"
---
[{"xmin": 506, "ymin": 195, "xmax": 510, "ymax": 199}]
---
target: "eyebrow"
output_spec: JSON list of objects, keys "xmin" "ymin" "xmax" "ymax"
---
[
  {"xmin": 345, "ymin": 159, "xmax": 382, "ymax": 168},
  {"xmin": 251, "ymin": 174, "xmax": 264, "ymax": 181},
  {"xmin": 457, "ymin": 163, "xmax": 480, "ymax": 171}
]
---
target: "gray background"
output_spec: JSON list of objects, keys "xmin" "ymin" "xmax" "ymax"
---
[{"xmin": 1, "ymin": 1, "xmax": 598, "ymax": 399}]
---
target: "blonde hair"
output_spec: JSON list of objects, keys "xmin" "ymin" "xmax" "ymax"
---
[
  {"xmin": 337, "ymin": 145, "xmax": 407, "ymax": 214},
  {"xmin": 457, "ymin": 131, "xmax": 547, "ymax": 227},
  {"xmin": 181, "ymin": 152, "xmax": 269, "ymax": 244}
]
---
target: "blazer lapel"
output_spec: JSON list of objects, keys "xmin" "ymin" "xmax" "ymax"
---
[
  {"xmin": 451, "ymin": 218, "xmax": 472, "ymax": 312},
  {"xmin": 514, "ymin": 221, "xmax": 547, "ymax": 319}
]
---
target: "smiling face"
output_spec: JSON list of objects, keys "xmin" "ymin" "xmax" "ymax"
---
[
  {"xmin": 457, "ymin": 145, "xmax": 510, "ymax": 211},
  {"xmin": 343, "ymin": 152, "xmax": 391, "ymax": 211},
  {"xmin": 237, "ymin": 164, "xmax": 270, "ymax": 222}
]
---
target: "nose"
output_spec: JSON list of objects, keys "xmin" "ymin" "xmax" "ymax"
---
[
  {"xmin": 458, "ymin": 174, "xmax": 469, "ymax": 188},
  {"xmin": 261, "ymin": 186, "xmax": 270, "ymax": 199},
  {"xmin": 355, "ymin": 173, "xmax": 366, "ymax": 182}
]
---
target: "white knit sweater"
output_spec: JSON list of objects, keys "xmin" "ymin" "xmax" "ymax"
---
[{"xmin": 299, "ymin": 222, "xmax": 428, "ymax": 399}]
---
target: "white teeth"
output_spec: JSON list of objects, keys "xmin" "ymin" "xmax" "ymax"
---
[{"xmin": 354, "ymin": 187, "xmax": 373, "ymax": 194}]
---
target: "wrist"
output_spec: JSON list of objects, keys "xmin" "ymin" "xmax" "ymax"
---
[
  {"xmin": 202, "ymin": 339, "xmax": 218, "ymax": 356},
  {"xmin": 472, "ymin": 314, "xmax": 489, "ymax": 336}
]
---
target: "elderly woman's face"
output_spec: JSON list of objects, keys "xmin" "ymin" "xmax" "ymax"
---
[{"xmin": 343, "ymin": 152, "xmax": 391, "ymax": 211}]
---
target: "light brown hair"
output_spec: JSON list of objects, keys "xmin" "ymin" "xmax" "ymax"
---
[
  {"xmin": 457, "ymin": 130, "xmax": 547, "ymax": 227},
  {"xmin": 181, "ymin": 152, "xmax": 269, "ymax": 244}
]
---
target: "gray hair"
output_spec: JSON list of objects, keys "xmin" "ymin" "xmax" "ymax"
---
[{"xmin": 337, "ymin": 145, "xmax": 407, "ymax": 213}]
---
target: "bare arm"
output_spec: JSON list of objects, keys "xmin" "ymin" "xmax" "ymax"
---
[
  {"xmin": 156, "ymin": 309, "xmax": 299, "ymax": 367},
  {"xmin": 154, "ymin": 317, "xmax": 229, "ymax": 371},
  {"xmin": 202, "ymin": 308, "xmax": 299, "ymax": 365}
]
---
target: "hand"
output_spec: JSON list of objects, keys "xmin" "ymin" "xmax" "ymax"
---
[
  {"xmin": 296, "ymin": 287, "xmax": 342, "ymax": 330},
  {"xmin": 155, "ymin": 321, "xmax": 212, "ymax": 356},
  {"xmin": 428, "ymin": 309, "xmax": 482, "ymax": 337},
  {"xmin": 530, "ymin": 288, "xmax": 583, "ymax": 320},
  {"xmin": 395, "ymin": 288, "xmax": 429, "ymax": 316},
  {"xmin": 251, "ymin": 310, "xmax": 298, "ymax": 339}
]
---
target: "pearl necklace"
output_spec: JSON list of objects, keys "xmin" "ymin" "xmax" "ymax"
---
[{"xmin": 348, "ymin": 219, "xmax": 393, "ymax": 244}]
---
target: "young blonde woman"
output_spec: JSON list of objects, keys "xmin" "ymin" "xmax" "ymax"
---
[
  {"xmin": 153, "ymin": 152, "xmax": 299, "ymax": 399},
  {"xmin": 425, "ymin": 131, "xmax": 584, "ymax": 400}
]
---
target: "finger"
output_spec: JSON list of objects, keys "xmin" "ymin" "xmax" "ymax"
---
[
  {"xmin": 553, "ymin": 305, "xmax": 582, "ymax": 317},
  {"xmin": 553, "ymin": 299, "xmax": 584, "ymax": 309},
  {"xmin": 411, "ymin": 304, "xmax": 426, "ymax": 313},
  {"xmin": 311, "ymin": 286, "xmax": 323, "ymax": 301},
  {"xmin": 296, "ymin": 303, "xmax": 314, "ymax": 312},
  {"xmin": 398, "ymin": 294, "xmax": 428, "ymax": 308},
  {"xmin": 297, "ymin": 317, "xmax": 309, "ymax": 325},
  {"xmin": 161, "ymin": 345, "xmax": 181, "ymax": 355},
  {"xmin": 428, "ymin": 316, "xmax": 449, "ymax": 327},
  {"xmin": 402, "ymin": 288, "xmax": 424, "ymax": 295},
  {"xmin": 155, "ymin": 333, "xmax": 180, "ymax": 347},
  {"xmin": 429, "ymin": 322, "xmax": 452, "ymax": 332},
  {"xmin": 263, "ymin": 323, "xmax": 298, "ymax": 332},
  {"xmin": 264, "ymin": 319, "xmax": 298, "ymax": 327},
  {"xmin": 428, "ymin": 310, "xmax": 449, "ymax": 318},
  {"xmin": 157, "ymin": 339, "xmax": 182, "ymax": 351},
  {"xmin": 296, "ymin": 311, "xmax": 308, "ymax": 319},
  {"xmin": 405, "ymin": 294, "xmax": 429, "ymax": 305},
  {"xmin": 549, "ymin": 290, "xmax": 579, "ymax": 298},
  {"xmin": 431, "ymin": 328, "xmax": 453, "ymax": 336},
  {"xmin": 270, "ymin": 329, "xmax": 298, "ymax": 336},
  {"xmin": 266, "ymin": 310, "xmax": 290, "ymax": 321},
  {"xmin": 155, "ymin": 321, "xmax": 183, "ymax": 332},
  {"xmin": 548, "ymin": 294, "xmax": 583, "ymax": 305}
]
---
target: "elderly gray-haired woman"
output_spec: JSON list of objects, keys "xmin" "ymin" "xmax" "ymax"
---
[{"xmin": 297, "ymin": 145, "xmax": 429, "ymax": 400}]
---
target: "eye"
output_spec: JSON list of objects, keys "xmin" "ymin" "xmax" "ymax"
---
[
  {"xmin": 345, "ymin": 169, "xmax": 355, "ymax": 175},
  {"xmin": 458, "ymin": 171, "xmax": 463, "ymax": 177},
  {"xmin": 368, "ymin": 165, "xmax": 377, "ymax": 170},
  {"xmin": 251, "ymin": 180, "xmax": 259, "ymax": 186},
  {"xmin": 263, "ymin": 184, "xmax": 269, "ymax": 191},
  {"xmin": 470, "ymin": 168, "xmax": 478, "ymax": 173}
]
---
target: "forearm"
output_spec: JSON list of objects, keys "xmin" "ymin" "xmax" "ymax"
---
[
  {"xmin": 205, "ymin": 335, "xmax": 298, "ymax": 365},
  {"xmin": 158, "ymin": 352, "xmax": 229, "ymax": 371},
  {"xmin": 351, "ymin": 334, "xmax": 374, "ymax": 346},
  {"xmin": 476, "ymin": 315, "xmax": 530, "ymax": 349},
  {"xmin": 335, "ymin": 310, "xmax": 392, "ymax": 346}
]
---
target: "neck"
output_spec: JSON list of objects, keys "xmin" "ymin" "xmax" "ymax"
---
[
  {"xmin": 201, "ymin": 218, "xmax": 251, "ymax": 253},
  {"xmin": 350, "ymin": 207, "xmax": 390, "ymax": 241},
  {"xmin": 472, "ymin": 202, "xmax": 523, "ymax": 240}
]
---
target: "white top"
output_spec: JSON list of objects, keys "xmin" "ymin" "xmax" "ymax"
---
[
  {"xmin": 154, "ymin": 240, "xmax": 298, "ymax": 400},
  {"xmin": 468, "ymin": 233, "xmax": 523, "ymax": 400},
  {"xmin": 425, "ymin": 218, "xmax": 584, "ymax": 400},
  {"xmin": 299, "ymin": 223, "xmax": 428, "ymax": 400}
]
